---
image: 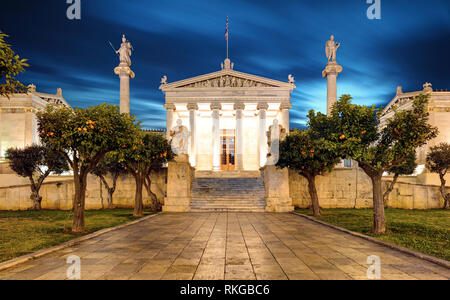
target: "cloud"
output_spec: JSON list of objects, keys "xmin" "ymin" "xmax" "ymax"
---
[{"xmin": 1, "ymin": 0, "xmax": 448, "ymax": 129}]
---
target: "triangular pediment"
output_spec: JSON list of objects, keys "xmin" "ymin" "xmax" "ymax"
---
[{"xmin": 160, "ymin": 69, "xmax": 295, "ymax": 91}]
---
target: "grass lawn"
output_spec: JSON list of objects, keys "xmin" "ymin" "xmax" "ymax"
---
[
  {"xmin": 295, "ymin": 208, "xmax": 450, "ymax": 261},
  {"xmin": 0, "ymin": 209, "xmax": 154, "ymax": 263}
]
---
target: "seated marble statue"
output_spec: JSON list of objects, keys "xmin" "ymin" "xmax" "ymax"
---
[
  {"xmin": 267, "ymin": 119, "xmax": 287, "ymax": 165},
  {"xmin": 170, "ymin": 119, "xmax": 189, "ymax": 155}
]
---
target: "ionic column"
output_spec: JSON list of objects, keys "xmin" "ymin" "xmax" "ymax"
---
[
  {"xmin": 211, "ymin": 103, "xmax": 222, "ymax": 171},
  {"xmin": 187, "ymin": 103, "xmax": 198, "ymax": 167},
  {"xmin": 114, "ymin": 63, "xmax": 135, "ymax": 114},
  {"xmin": 257, "ymin": 103, "xmax": 269, "ymax": 167},
  {"xmin": 234, "ymin": 103, "xmax": 245, "ymax": 170},
  {"xmin": 280, "ymin": 103, "xmax": 292, "ymax": 135},
  {"xmin": 164, "ymin": 104, "xmax": 176, "ymax": 140},
  {"xmin": 322, "ymin": 62, "xmax": 343, "ymax": 116}
]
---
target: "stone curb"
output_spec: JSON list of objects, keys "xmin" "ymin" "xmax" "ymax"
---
[
  {"xmin": 291, "ymin": 212, "xmax": 450, "ymax": 270},
  {"xmin": 0, "ymin": 213, "xmax": 160, "ymax": 272}
]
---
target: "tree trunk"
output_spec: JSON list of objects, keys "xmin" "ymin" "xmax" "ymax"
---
[
  {"xmin": 144, "ymin": 175, "xmax": 160, "ymax": 211},
  {"xmin": 133, "ymin": 173, "xmax": 144, "ymax": 217},
  {"xmin": 439, "ymin": 173, "xmax": 449, "ymax": 209},
  {"xmin": 72, "ymin": 171, "xmax": 88, "ymax": 233},
  {"xmin": 371, "ymin": 174, "xmax": 386, "ymax": 234},
  {"xmin": 107, "ymin": 189, "xmax": 114, "ymax": 209},
  {"xmin": 30, "ymin": 191, "xmax": 42, "ymax": 210},
  {"xmin": 383, "ymin": 173, "xmax": 399, "ymax": 208},
  {"xmin": 306, "ymin": 174, "xmax": 321, "ymax": 217}
]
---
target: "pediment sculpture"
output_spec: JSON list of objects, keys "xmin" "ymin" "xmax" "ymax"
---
[{"xmin": 178, "ymin": 75, "xmax": 276, "ymax": 88}]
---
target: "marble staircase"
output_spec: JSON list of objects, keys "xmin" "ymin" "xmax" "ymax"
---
[{"xmin": 190, "ymin": 172, "xmax": 266, "ymax": 212}]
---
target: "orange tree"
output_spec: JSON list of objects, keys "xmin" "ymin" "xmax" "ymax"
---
[
  {"xmin": 315, "ymin": 94, "xmax": 438, "ymax": 234},
  {"xmin": 277, "ymin": 129, "xmax": 340, "ymax": 216},
  {"xmin": 119, "ymin": 131, "xmax": 174, "ymax": 216},
  {"xmin": 37, "ymin": 104, "xmax": 139, "ymax": 233}
]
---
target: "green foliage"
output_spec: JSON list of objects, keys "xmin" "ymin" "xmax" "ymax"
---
[
  {"xmin": 120, "ymin": 131, "xmax": 174, "ymax": 175},
  {"xmin": 0, "ymin": 209, "xmax": 154, "ymax": 263},
  {"xmin": 91, "ymin": 153, "xmax": 127, "ymax": 179},
  {"xmin": 296, "ymin": 208, "xmax": 450, "ymax": 261},
  {"xmin": 36, "ymin": 103, "xmax": 140, "ymax": 172},
  {"xmin": 426, "ymin": 143, "xmax": 450, "ymax": 208},
  {"xmin": 277, "ymin": 129, "xmax": 340, "ymax": 177},
  {"xmin": 324, "ymin": 94, "xmax": 438, "ymax": 174},
  {"xmin": 0, "ymin": 31, "xmax": 29, "ymax": 97},
  {"xmin": 388, "ymin": 149, "xmax": 417, "ymax": 176},
  {"xmin": 5, "ymin": 145, "xmax": 68, "ymax": 178},
  {"xmin": 5, "ymin": 145, "xmax": 69, "ymax": 210},
  {"xmin": 426, "ymin": 143, "xmax": 450, "ymax": 177}
]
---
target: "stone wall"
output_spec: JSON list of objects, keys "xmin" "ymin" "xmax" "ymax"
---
[
  {"xmin": 0, "ymin": 170, "xmax": 167, "ymax": 211},
  {"xmin": 289, "ymin": 167, "xmax": 446, "ymax": 210}
]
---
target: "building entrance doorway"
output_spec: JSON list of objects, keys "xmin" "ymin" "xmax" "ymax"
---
[{"xmin": 221, "ymin": 129, "xmax": 235, "ymax": 171}]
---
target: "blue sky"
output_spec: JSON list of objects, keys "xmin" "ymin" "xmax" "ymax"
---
[{"xmin": 1, "ymin": 0, "xmax": 449, "ymax": 129}]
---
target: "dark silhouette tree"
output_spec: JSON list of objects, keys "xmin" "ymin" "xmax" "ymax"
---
[
  {"xmin": 5, "ymin": 145, "xmax": 69, "ymax": 210},
  {"xmin": 90, "ymin": 153, "xmax": 127, "ymax": 209},
  {"xmin": 383, "ymin": 150, "xmax": 417, "ymax": 207},
  {"xmin": 426, "ymin": 143, "xmax": 450, "ymax": 209}
]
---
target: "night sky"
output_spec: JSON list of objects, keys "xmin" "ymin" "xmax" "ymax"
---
[{"xmin": 1, "ymin": 0, "xmax": 449, "ymax": 129}]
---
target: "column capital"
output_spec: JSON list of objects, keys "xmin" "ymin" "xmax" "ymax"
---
[
  {"xmin": 234, "ymin": 103, "xmax": 246, "ymax": 110},
  {"xmin": 257, "ymin": 103, "xmax": 269, "ymax": 110},
  {"xmin": 114, "ymin": 65, "xmax": 135, "ymax": 79},
  {"xmin": 210, "ymin": 103, "xmax": 222, "ymax": 110},
  {"xmin": 322, "ymin": 61, "xmax": 343, "ymax": 78},
  {"xmin": 164, "ymin": 103, "xmax": 176, "ymax": 110},
  {"xmin": 187, "ymin": 103, "xmax": 199, "ymax": 111},
  {"xmin": 280, "ymin": 103, "xmax": 293, "ymax": 110}
]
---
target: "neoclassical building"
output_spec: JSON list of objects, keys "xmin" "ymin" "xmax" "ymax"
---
[
  {"xmin": 160, "ymin": 58, "xmax": 296, "ymax": 172},
  {"xmin": 0, "ymin": 85, "xmax": 70, "ymax": 163},
  {"xmin": 380, "ymin": 83, "xmax": 450, "ymax": 184}
]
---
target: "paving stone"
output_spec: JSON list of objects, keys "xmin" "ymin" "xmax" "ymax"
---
[{"xmin": 0, "ymin": 212, "xmax": 447, "ymax": 280}]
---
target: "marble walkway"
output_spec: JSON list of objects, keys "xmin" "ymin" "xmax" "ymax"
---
[{"xmin": 0, "ymin": 213, "xmax": 448, "ymax": 280}]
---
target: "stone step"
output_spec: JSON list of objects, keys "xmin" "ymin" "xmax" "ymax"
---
[
  {"xmin": 195, "ymin": 170, "xmax": 261, "ymax": 178},
  {"xmin": 191, "ymin": 196, "xmax": 265, "ymax": 200},
  {"xmin": 190, "ymin": 208, "xmax": 266, "ymax": 213},
  {"xmin": 190, "ymin": 175, "xmax": 266, "ymax": 212},
  {"xmin": 191, "ymin": 200, "xmax": 265, "ymax": 205}
]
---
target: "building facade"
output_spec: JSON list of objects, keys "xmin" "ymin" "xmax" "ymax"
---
[
  {"xmin": 380, "ymin": 83, "xmax": 450, "ymax": 184},
  {"xmin": 0, "ymin": 85, "xmax": 70, "ymax": 164},
  {"xmin": 160, "ymin": 58, "xmax": 295, "ymax": 172}
]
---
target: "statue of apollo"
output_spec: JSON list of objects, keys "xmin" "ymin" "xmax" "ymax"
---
[{"xmin": 325, "ymin": 35, "xmax": 340, "ymax": 63}]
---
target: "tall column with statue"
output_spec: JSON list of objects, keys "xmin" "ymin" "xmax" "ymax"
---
[
  {"xmin": 114, "ymin": 35, "xmax": 135, "ymax": 114},
  {"xmin": 322, "ymin": 35, "xmax": 343, "ymax": 116}
]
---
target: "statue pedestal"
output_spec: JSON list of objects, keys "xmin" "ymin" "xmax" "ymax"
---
[
  {"xmin": 163, "ymin": 154, "xmax": 193, "ymax": 212},
  {"xmin": 322, "ymin": 61, "xmax": 343, "ymax": 117},
  {"xmin": 262, "ymin": 165, "xmax": 294, "ymax": 212}
]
